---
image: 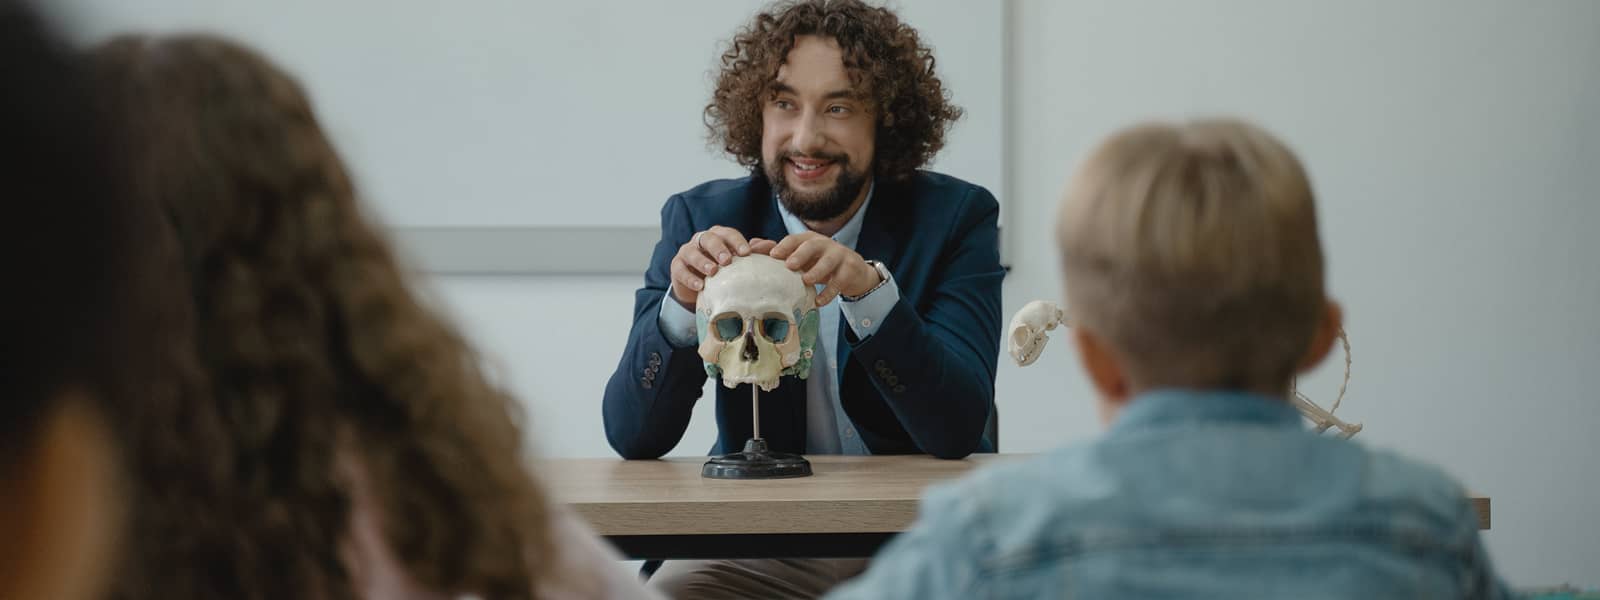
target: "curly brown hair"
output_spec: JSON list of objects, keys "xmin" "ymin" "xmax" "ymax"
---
[
  {"xmin": 91, "ymin": 35, "xmax": 555, "ymax": 599},
  {"xmin": 705, "ymin": 0, "xmax": 964, "ymax": 181}
]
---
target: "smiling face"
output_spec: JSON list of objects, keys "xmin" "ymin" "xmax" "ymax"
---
[{"xmin": 760, "ymin": 35, "xmax": 877, "ymax": 222}]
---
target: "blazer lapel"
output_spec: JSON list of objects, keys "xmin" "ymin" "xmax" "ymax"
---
[
  {"xmin": 836, "ymin": 179, "xmax": 903, "ymax": 382},
  {"xmin": 853, "ymin": 181, "xmax": 901, "ymax": 267}
]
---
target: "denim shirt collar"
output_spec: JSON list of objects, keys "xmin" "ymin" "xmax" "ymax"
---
[{"xmin": 1109, "ymin": 388, "xmax": 1303, "ymax": 436}]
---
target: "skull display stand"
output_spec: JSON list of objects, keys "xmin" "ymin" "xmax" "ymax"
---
[
  {"xmin": 701, "ymin": 385, "xmax": 813, "ymax": 479},
  {"xmin": 1006, "ymin": 300, "xmax": 1363, "ymax": 438},
  {"xmin": 695, "ymin": 255, "xmax": 822, "ymax": 480}
]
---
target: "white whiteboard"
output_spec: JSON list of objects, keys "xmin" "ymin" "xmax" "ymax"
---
[{"xmin": 51, "ymin": 0, "xmax": 1004, "ymax": 229}]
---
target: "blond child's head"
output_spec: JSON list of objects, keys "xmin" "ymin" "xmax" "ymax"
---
[{"xmin": 1057, "ymin": 119, "xmax": 1342, "ymax": 414}]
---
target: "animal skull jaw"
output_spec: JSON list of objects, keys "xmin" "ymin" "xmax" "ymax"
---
[
  {"xmin": 1291, "ymin": 393, "xmax": 1363, "ymax": 439},
  {"xmin": 1006, "ymin": 298, "xmax": 1362, "ymax": 438}
]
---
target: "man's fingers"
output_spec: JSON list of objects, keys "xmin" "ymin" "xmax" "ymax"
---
[
  {"xmin": 769, "ymin": 232, "xmax": 816, "ymax": 260},
  {"xmin": 815, "ymin": 283, "xmax": 840, "ymax": 307},
  {"xmin": 803, "ymin": 252, "xmax": 842, "ymax": 285},
  {"xmin": 672, "ymin": 257, "xmax": 706, "ymax": 292},
  {"xmin": 697, "ymin": 231, "xmax": 735, "ymax": 266},
  {"xmin": 748, "ymin": 238, "xmax": 778, "ymax": 255},
  {"xmin": 707, "ymin": 226, "xmax": 751, "ymax": 257},
  {"xmin": 784, "ymin": 238, "xmax": 833, "ymax": 271},
  {"xmin": 677, "ymin": 243, "xmax": 718, "ymax": 277}
]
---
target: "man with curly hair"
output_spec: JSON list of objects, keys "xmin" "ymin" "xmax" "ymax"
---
[{"xmin": 602, "ymin": 0, "xmax": 1003, "ymax": 596}]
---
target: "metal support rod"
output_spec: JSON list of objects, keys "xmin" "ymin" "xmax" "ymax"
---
[{"xmin": 752, "ymin": 385, "xmax": 761, "ymax": 441}]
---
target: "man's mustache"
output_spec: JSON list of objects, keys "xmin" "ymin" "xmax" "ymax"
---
[{"xmin": 777, "ymin": 150, "xmax": 849, "ymax": 165}]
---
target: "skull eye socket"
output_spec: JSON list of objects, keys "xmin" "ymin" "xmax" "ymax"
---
[
  {"xmin": 761, "ymin": 316, "xmax": 790, "ymax": 343},
  {"xmin": 713, "ymin": 314, "xmax": 744, "ymax": 341}
]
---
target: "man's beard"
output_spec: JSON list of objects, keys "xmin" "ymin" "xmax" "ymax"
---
[{"xmin": 765, "ymin": 150, "xmax": 871, "ymax": 222}]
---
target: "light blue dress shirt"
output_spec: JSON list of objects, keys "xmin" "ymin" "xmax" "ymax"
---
[{"xmin": 658, "ymin": 185, "xmax": 897, "ymax": 455}]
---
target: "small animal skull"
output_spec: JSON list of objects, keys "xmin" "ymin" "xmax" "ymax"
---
[
  {"xmin": 1008, "ymin": 300, "xmax": 1068, "ymax": 366},
  {"xmin": 696, "ymin": 254, "xmax": 821, "ymax": 391}
]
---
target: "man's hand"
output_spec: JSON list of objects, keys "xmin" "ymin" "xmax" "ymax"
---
[
  {"xmin": 766, "ymin": 232, "xmax": 882, "ymax": 306},
  {"xmin": 670, "ymin": 226, "xmax": 752, "ymax": 310}
]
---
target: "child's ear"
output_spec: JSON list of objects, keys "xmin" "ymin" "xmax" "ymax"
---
[
  {"xmin": 1073, "ymin": 327, "xmax": 1129, "ymax": 403},
  {"xmin": 1297, "ymin": 299, "xmax": 1344, "ymax": 374}
]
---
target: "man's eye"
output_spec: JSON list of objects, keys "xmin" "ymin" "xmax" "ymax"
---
[
  {"xmin": 828, "ymin": 105, "xmax": 849, "ymax": 115},
  {"xmin": 774, "ymin": 100, "xmax": 795, "ymax": 110}
]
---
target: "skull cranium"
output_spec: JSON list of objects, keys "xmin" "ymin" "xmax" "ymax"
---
[{"xmin": 695, "ymin": 254, "xmax": 820, "ymax": 391}]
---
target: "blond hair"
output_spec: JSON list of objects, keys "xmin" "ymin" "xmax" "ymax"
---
[{"xmin": 1057, "ymin": 118, "xmax": 1325, "ymax": 393}]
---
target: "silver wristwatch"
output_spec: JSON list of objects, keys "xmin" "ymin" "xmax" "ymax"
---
[{"xmin": 842, "ymin": 260, "xmax": 891, "ymax": 302}]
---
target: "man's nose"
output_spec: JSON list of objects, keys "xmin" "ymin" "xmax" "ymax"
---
[{"xmin": 793, "ymin": 112, "xmax": 826, "ymax": 154}]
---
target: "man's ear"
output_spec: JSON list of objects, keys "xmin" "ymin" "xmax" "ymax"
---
[
  {"xmin": 1073, "ymin": 327, "xmax": 1130, "ymax": 403},
  {"xmin": 1297, "ymin": 299, "xmax": 1344, "ymax": 374}
]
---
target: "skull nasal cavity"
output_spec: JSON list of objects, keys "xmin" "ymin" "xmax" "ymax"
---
[{"xmin": 742, "ymin": 329, "xmax": 760, "ymax": 362}]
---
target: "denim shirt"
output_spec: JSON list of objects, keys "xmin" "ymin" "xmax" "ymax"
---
[{"xmin": 828, "ymin": 390, "xmax": 1510, "ymax": 599}]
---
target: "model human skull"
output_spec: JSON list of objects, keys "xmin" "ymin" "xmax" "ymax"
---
[{"xmin": 696, "ymin": 254, "xmax": 820, "ymax": 391}]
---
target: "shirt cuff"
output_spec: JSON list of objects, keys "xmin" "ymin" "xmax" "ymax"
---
[
  {"xmin": 841, "ymin": 273, "xmax": 899, "ymax": 339},
  {"xmin": 657, "ymin": 286, "xmax": 700, "ymax": 348}
]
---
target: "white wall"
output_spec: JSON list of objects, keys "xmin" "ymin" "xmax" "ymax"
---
[
  {"xmin": 998, "ymin": 0, "xmax": 1600, "ymax": 588},
  {"xmin": 52, "ymin": 0, "xmax": 1003, "ymax": 228},
  {"xmin": 428, "ymin": 0, "xmax": 1600, "ymax": 589},
  {"xmin": 427, "ymin": 275, "xmax": 722, "ymax": 459}
]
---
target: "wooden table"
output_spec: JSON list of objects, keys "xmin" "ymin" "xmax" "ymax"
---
[{"xmin": 543, "ymin": 454, "xmax": 1492, "ymax": 560}]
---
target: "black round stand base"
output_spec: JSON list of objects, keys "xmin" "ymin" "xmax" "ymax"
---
[{"xmin": 701, "ymin": 438, "xmax": 813, "ymax": 479}]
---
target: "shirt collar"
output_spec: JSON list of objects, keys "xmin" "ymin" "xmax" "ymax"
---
[
  {"xmin": 775, "ymin": 180, "xmax": 875, "ymax": 250},
  {"xmin": 1108, "ymin": 388, "xmax": 1304, "ymax": 436}
]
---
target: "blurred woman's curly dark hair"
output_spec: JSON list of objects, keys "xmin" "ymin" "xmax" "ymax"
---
[
  {"xmin": 705, "ymin": 0, "xmax": 964, "ymax": 181},
  {"xmin": 91, "ymin": 35, "xmax": 554, "ymax": 599}
]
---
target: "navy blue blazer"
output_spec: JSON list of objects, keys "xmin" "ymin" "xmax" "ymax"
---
[{"xmin": 602, "ymin": 171, "xmax": 1003, "ymax": 459}]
